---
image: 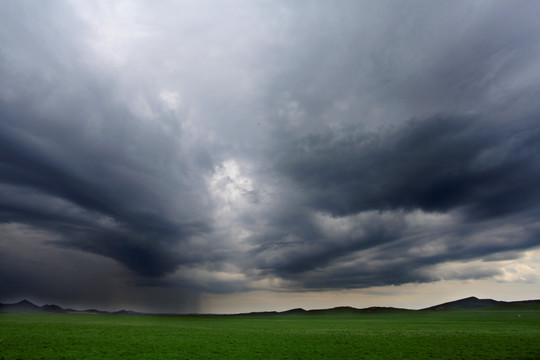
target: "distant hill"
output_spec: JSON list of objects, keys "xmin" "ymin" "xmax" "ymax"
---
[
  {"xmin": 281, "ymin": 308, "xmax": 307, "ymax": 315},
  {"xmin": 422, "ymin": 296, "xmax": 540, "ymax": 311},
  {"xmin": 1, "ymin": 296, "xmax": 539, "ymax": 315},
  {"xmin": 0, "ymin": 300, "xmax": 136, "ymax": 315},
  {"xmin": 40, "ymin": 304, "xmax": 66, "ymax": 313},
  {"xmin": 304, "ymin": 306, "xmax": 411, "ymax": 315},
  {"xmin": 422, "ymin": 296, "xmax": 499, "ymax": 311},
  {"xmin": 0, "ymin": 299, "xmax": 43, "ymax": 314}
]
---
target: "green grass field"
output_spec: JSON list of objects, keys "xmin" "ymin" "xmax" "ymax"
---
[{"xmin": 1, "ymin": 310, "xmax": 539, "ymax": 359}]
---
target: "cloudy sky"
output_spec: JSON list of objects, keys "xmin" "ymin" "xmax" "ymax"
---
[{"xmin": 1, "ymin": 0, "xmax": 540, "ymax": 313}]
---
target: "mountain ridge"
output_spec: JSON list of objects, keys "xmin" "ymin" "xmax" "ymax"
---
[
  {"xmin": 421, "ymin": 296, "xmax": 540, "ymax": 311},
  {"xmin": 1, "ymin": 296, "xmax": 539, "ymax": 315}
]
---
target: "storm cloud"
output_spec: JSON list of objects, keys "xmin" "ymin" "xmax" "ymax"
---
[
  {"xmin": 1, "ymin": 0, "xmax": 540, "ymax": 312},
  {"xmin": 277, "ymin": 115, "xmax": 540, "ymax": 218}
]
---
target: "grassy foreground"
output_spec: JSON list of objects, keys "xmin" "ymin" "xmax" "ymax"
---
[{"xmin": 1, "ymin": 310, "xmax": 539, "ymax": 359}]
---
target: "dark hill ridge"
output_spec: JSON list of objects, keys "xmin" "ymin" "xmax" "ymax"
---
[
  {"xmin": 422, "ymin": 296, "xmax": 499, "ymax": 311},
  {"xmin": 304, "ymin": 306, "xmax": 411, "ymax": 315},
  {"xmin": 0, "ymin": 299, "xmax": 43, "ymax": 313},
  {"xmin": 1, "ymin": 296, "xmax": 539, "ymax": 315},
  {"xmin": 40, "ymin": 304, "xmax": 66, "ymax": 313},
  {"xmin": 0, "ymin": 300, "xmax": 135, "ymax": 315},
  {"xmin": 421, "ymin": 296, "xmax": 540, "ymax": 311}
]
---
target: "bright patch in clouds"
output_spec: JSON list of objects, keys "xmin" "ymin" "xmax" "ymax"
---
[
  {"xmin": 210, "ymin": 160, "xmax": 254, "ymax": 212},
  {"xmin": 159, "ymin": 91, "xmax": 184, "ymax": 112}
]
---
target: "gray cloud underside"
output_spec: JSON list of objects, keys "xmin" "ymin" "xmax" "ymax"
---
[
  {"xmin": 1, "ymin": 0, "xmax": 540, "ymax": 302},
  {"xmin": 277, "ymin": 115, "xmax": 540, "ymax": 218},
  {"xmin": 0, "ymin": 96, "xmax": 212, "ymax": 277},
  {"xmin": 247, "ymin": 115, "xmax": 540, "ymax": 288}
]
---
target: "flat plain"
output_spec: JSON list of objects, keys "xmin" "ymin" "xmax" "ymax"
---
[{"xmin": 1, "ymin": 309, "xmax": 539, "ymax": 359}]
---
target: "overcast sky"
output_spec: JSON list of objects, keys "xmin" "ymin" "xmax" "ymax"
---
[{"xmin": 1, "ymin": 0, "xmax": 540, "ymax": 313}]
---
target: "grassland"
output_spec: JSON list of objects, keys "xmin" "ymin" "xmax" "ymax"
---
[{"xmin": 1, "ymin": 309, "xmax": 539, "ymax": 359}]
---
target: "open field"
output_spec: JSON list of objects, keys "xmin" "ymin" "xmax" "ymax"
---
[{"xmin": 1, "ymin": 310, "xmax": 539, "ymax": 359}]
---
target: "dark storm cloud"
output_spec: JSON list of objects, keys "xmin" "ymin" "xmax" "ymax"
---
[
  {"xmin": 247, "ymin": 207, "xmax": 540, "ymax": 290},
  {"xmin": 277, "ymin": 115, "xmax": 540, "ymax": 218},
  {"xmin": 243, "ymin": 113, "xmax": 540, "ymax": 289},
  {"xmin": 0, "ymin": 0, "xmax": 214, "ymax": 280},
  {"xmin": 2, "ymin": 0, "xmax": 540, "ymax": 310},
  {"xmin": 257, "ymin": 0, "xmax": 540, "ymax": 133},
  {"xmin": 0, "ymin": 93, "xmax": 211, "ymax": 277}
]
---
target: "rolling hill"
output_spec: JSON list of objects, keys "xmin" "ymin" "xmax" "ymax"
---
[
  {"xmin": 1, "ymin": 296, "xmax": 539, "ymax": 315},
  {"xmin": 421, "ymin": 296, "xmax": 540, "ymax": 311}
]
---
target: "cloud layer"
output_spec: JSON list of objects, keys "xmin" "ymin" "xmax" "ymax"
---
[{"xmin": 1, "ymin": 0, "xmax": 540, "ymax": 311}]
